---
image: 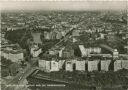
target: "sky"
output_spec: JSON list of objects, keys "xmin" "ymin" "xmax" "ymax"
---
[{"xmin": 0, "ymin": 1, "xmax": 127, "ymax": 11}]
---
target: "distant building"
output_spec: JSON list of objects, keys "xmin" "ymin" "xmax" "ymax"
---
[
  {"xmin": 61, "ymin": 31, "xmax": 66, "ymax": 37},
  {"xmin": 6, "ymin": 27, "xmax": 24, "ymax": 31},
  {"xmin": 101, "ymin": 60, "xmax": 111, "ymax": 71},
  {"xmin": 78, "ymin": 45, "xmax": 87, "ymax": 57},
  {"xmin": 122, "ymin": 60, "xmax": 128, "ymax": 69},
  {"xmin": 61, "ymin": 46, "xmax": 74, "ymax": 58},
  {"xmin": 78, "ymin": 45, "xmax": 101, "ymax": 57},
  {"xmin": 99, "ymin": 33, "xmax": 106, "ymax": 39},
  {"xmin": 38, "ymin": 59, "xmax": 46, "ymax": 70},
  {"xmin": 58, "ymin": 47, "xmax": 65, "ymax": 57},
  {"xmin": 75, "ymin": 60, "xmax": 85, "ymax": 71},
  {"xmin": 44, "ymin": 31, "xmax": 62, "ymax": 40},
  {"xmin": 44, "ymin": 31, "xmax": 51, "ymax": 40},
  {"xmin": 114, "ymin": 60, "xmax": 128, "ymax": 71},
  {"xmin": 50, "ymin": 60, "xmax": 59, "ymax": 71},
  {"xmin": 56, "ymin": 31, "xmax": 62, "ymax": 39},
  {"xmin": 51, "ymin": 31, "xmax": 57, "ymax": 40},
  {"xmin": 72, "ymin": 30, "xmax": 80, "ymax": 36},
  {"xmin": 45, "ymin": 60, "xmax": 51, "ymax": 72},
  {"xmin": 38, "ymin": 59, "xmax": 59, "ymax": 72},
  {"xmin": 107, "ymin": 33, "xmax": 115, "ymax": 40},
  {"xmin": 31, "ymin": 32, "xmax": 42, "ymax": 44},
  {"xmin": 49, "ymin": 49, "xmax": 58, "ymax": 56},
  {"xmin": 126, "ymin": 34, "xmax": 128, "ymax": 39},
  {"xmin": 1, "ymin": 44, "xmax": 24, "ymax": 62},
  {"xmin": 119, "ymin": 54, "xmax": 128, "ymax": 59},
  {"xmin": 72, "ymin": 37, "xmax": 78, "ymax": 43},
  {"xmin": 114, "ymin": 60, "xmax": 122, "ymax": 71},
  {"xmin": 89, "ymin": 54, "xmax": 112, "ymax": 58},
  {"xmin": 30, "ymin": 44, "xmax": 42, "ymax": 58},
  {"xmin": 2, "ymin": 50, "xmax": 9, "ymax": 59},
  {"xmin": 65, "ymin": 60, "xmax": 73, "ymax": 72},
  {"xmin": 88, "ymin": 60, "xmax": 99, "ymax": 72},
  {"xmin": 2, "ymin": 49, "xmax": 24, "ymax": 63},
  {"xmin": 124, "ymin": 46, "xmax": 128, "ymax": 54},
  {"xmin": 58, "ymin": 60, "xmax": 65, "ymax": 70}
]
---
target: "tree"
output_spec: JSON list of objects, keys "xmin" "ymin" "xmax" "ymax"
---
[{"xmin": 9, "ymin": 63, "xmax": 20, "ymax": 76}]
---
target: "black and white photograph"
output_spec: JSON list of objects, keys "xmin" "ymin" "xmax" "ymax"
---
[{"xmin": 0, "ymin": 0, "xmax": 128, "ymax": 90}]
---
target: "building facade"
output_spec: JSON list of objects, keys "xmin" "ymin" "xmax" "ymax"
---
[{"xmin": 101, "ymin": 60, "xmax": 111, "ymax": 71}]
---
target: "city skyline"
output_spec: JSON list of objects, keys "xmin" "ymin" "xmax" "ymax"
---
[{"xmin": 1, "ymin": 1, "xmax": 127, "ymax": 11}]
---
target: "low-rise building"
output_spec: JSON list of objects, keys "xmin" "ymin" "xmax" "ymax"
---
[
  {"xmin": 65, "ymin": 60, "xmax": 73, "ymax": 72},
  {"xmin": 75, "ymin": 60, "xmax": 85, "ymax": 71},
  {"xmin": 78, "ymin": 45, "xmax": 101, "ymax": 57},
  {"xmin": 124, "ymin": 46, "xmax": 128, "ymax": 54},
  {"xmin": 2, "ymin": 50, "xmax": 24, "ymax": 63},
  {"xmin": 31, "ymin": 48, "xmax": 42, "ymax": 57},
  {"xmin": 99, "ymin": 33, "xmax": 106, "ymax": 39},
  {"xmin": 114, "ymin": 60, "xmax": 128, "ymax": 71},
  {"xmin": 86, "ymin": 47, "xmax": 101, "ymax": 54},
  {"xmin": 61, "ymin": 31, "xmax": 66, "ymax": 37},
  {"xmin": 51, "ymin": 31, "xmax": 57, "ymax": 40},
  {"xmin": 72, "ymin": 37, "xmax": 78, "ymax": 43},
  {"xmin": 88, "ymin": 60, "xmax": 99, "ymax": 72},
  {"xmin": 44, "ymin": 31, "xmax": 51, "ymax": 40},
  {"xmin": 58, "ymin": 60, "xmax": 65, "ymax": 70},
  {"xmin": 50, "ymin": 60, "xmax": 59, "ymax": 71},
  {"xmin": 45, "ymin": 60, "xmax": 51, "ymax": 72},
  {"xmin": 49, "ymin": 49, "xmax": 58, "ymax": 55},
  {"xmin": 38, "ymin": 59, "xmax": 46, "ymax": 69},
  {"xmin": 121, "ymin": 60, "xmax": 128, "ymax": 69},
  {"xmin": 114, "ymin": 60, "xmax": 122, "ymax": 71},
  {"xmin": 58, "ymin": 47, "xmax": 65, "ymax": 57},
  {"xmin": 56, "ymin": 31, "xmax": 62, "ymax": 39},
  {"xmin": 31, "ymin": 32, "xmax": 42, "ymax": 44},
  {"xmin": 126, "ymin": 34, "xmax": 128, "ymax": 39},
  {"xmin": 30, "ymin": 45, "xmax": 42, "ymax": 57},
  {"xmin": 61, "ymin": 46, "xmax": 74, "ymax": 58},
  {"xmin": 79, "ymin": 45, "xmax": 87, "ymax": 57},
  {"xmin": 72, "ymin": 30, "xmax": 80, "ymax": 36},
  {"xmin": 101, "ymin": 60, "xmax": 111, "ymax": 71},
  {"xmin": 2, "ymin": 50, "xmax": 9, "ymax": 59},
  {"xmin": 38, "ymin": 59, "xmax": 60, "ymax": 72}
]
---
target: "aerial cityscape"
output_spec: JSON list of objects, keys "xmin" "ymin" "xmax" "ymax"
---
[{"xmin": 1, "ymin": 1, "xmax": 128, "ymax": 90}]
